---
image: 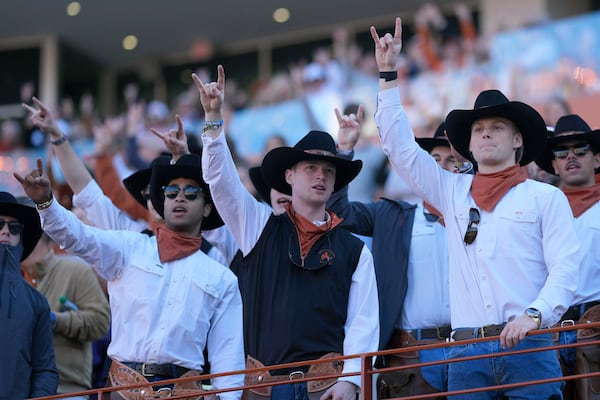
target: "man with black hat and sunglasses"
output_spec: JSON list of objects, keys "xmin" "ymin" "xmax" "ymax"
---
[
  {"xmin": 15, "ymin": 155, "xmax": 245, "ymax": 399},
  {"xmin": 536, "ymin": 114, "xmax": 600, "ymax": 398},
  {"xmin": 196, "ymin": 65, "xmax": 379, "ymax": 400},
  {"xmin": 0, "ymin": 191, "xmax": 58, "ymax": 398},
  {"xmin": 371, "ymin": 18, "xmax": 579, "ymax": 399}
]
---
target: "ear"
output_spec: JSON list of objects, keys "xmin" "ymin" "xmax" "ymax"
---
[
  {"xmin": 203, "ymin": 203, "xmax": 212, "ymax": 218},
  {"xmin": 513, "ymin": 132, "xmax": 523, "ymax": 149},
  {"xmin": 551, "ymin": 159, "xmax": 559, "ymax": 175},
  {"xmin": 285, "ymin": 168, "xmax": 294, "ymax": 186},
  {"xmin": 594, "ymin": 152, "xmax": 600, "ymax": 170}
]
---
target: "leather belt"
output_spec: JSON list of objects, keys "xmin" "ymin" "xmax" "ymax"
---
[
  {"xmin": 405, "ymin": 326, "xmax": 452, "ymax": 340},
  {"xmin": 121, "ymin": 362, "xmax": 189, "ymax": 378},
  {"xmin": 561, "ymin": 301, "xmax": 600, "ymax": 323},
  {"xmin": 451, "ymin": 323, "xmax": 506, "ymax": 341}
]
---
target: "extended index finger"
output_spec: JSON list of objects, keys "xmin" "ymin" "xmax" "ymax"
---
[
  {"xmin": 356, "ymin": 104, "xmax": 364, "ymax": 123},
  {"xmin": 191, "ymin": 73, "xmax": 207, "ymax": 96},
  {"xmin": 334, "ymin": 108, "xmax": 343, "ymax": 123},
  {"xmin": 32, "ymin": 97, "xmax": 50, "ymax": 114},
  {"xmin": 150, "ymin": 128, "xmax": 166, "ymax": 140}
]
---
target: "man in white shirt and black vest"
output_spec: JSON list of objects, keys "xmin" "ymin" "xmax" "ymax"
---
[{"xmin": 196, "ymin": 65, "xmax": 379, "ymax": 400}]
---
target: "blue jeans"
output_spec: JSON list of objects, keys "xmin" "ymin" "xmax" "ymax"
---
[
  {"xmin": 270, "ymin": 382, "xmax": 309, "ymax": 400},
  {"xmin": 447, "ymin": 333, "xmax": 563, "ymax": 399},
  {"xmin": 419, "ymin": 346, "xmax": 448, "ymax": 392}
]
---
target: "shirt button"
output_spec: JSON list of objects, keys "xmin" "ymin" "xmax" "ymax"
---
[{"xmin": 486, "ymin": 305, "xmax": 492, "ymax": 309}]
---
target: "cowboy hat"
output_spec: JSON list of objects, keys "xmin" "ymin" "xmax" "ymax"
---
[
  {"xmin": 260, "ymin": 130, "xmax": 362, "ymax": 196},
  {"xmin": 0, "ymin": 192, "xmax": 43, "ymax": 261},
  {"xmin": 535, "ymin": 114, "xmax": 600, "ymax": 174},
  {"xmin": 149, "ymin": 154, "xmax": 223, "ymax": 230},
  {"xmin": 445, "ymin": 89, "xmax": 547, "ymax": 166},
  {"xmin": 123, "ymin": 155, "xmax": 171, "ymax": 207},
  {"xmin": 415, "ymin": 122, "xmax": 449, "ymax": 154}
]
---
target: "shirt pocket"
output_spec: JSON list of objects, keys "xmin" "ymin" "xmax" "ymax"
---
[
  {"xmin": 496, "ymin": 208, "xmax": 538, "ymax": 246},
  {"xmin": 185, "ymin": 273, "xmax": 220, "ymax": 332},
  {"xmin": 124, "ymin": 257, "xmax": 167, "ymax": 300}
]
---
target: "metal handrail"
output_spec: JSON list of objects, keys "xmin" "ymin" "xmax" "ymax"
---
[{"xmin": 32, "ymin": 321, "xmax": 600, "ymax": 400}]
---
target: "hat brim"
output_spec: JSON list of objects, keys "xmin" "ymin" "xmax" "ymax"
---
[
  {"xmin": 535, "ymin": 130, "xmax": 600, "ymax": 175},
  {"xmin": 150, "ymin": 164, "xmax": 224, "ymax": 230},
  {"xmin": 123, "ymin": 168, "xmax": 152, "ymax": 207},
  {"xmin": 415, "ymin": 137, "xmax": 449, "ymax": 154},
  {"xmin": 1, "ymin": 203, "xmax": 42, "ymax": 261},
  {"xmin": 445, "ymin": 102, "xmax": 547, "ymax": 166},
  {"xmin": 249, "ymin": 166, "xmax": 272, "ymax": 205},
  {"xmin": 260, "ymin": 147, "xmax": 362, "ymax": 196}
]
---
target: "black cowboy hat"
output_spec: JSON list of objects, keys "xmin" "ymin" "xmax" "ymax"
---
[
  {"xmin": 0, "ymin": 192, "xmax": 43, "ymax": 261},
  {"xmin": 149, "ymin": 154, "xmax": 223, "ymax": 230},
  {"xmin": 260, "ymin": 130, "xmax": 362, "ymax": 196},
  {"xmin": 415, "ymin": 122, "xmax": 449, "ymax": 153},
  {"xmin": 445, "ymin": 89, "xmax": 547, "ymax": 166},
  {"xmin": 249, "ymin": 166, "xmax": 272, "ymax": 206},
  {"xmin": 123, "ymin": 156, "xmax": 171, "ymax": 207},
  {"xmin": 535, "ymin": 114, "xmax": 600, "ymax": 175}
]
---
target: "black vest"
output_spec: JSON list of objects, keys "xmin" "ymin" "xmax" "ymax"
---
[{"xmin": 230, "ymin": 213, "xmax": 363, "ymax": 367}]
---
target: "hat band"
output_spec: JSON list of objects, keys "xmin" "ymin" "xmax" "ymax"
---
[{"xmin": 304, "ymin": 149, "xmax": 336, "ymax": 157}]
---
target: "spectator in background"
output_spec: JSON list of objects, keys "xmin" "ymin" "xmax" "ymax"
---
[
  {"xmin": 21, "ymin": 227, "xmax": 111, "ymax": 399},
  {"xmin": 0, "ymin": 191, "xmax": 58, "ymax": 398},
  {"xmin": 0, "ymin": 119, "xmax": 25, "ymax": 153},
  {"xmin": 535, "ymin": 114, "xmax": 600, "ymax": 399}
]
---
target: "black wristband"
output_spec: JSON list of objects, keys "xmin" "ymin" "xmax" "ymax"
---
[{"xmin": 379, "ymin": 71, "xmax": 398, "ymax": 81}]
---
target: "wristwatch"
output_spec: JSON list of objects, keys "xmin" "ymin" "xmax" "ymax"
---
[{"xmin": 524, "ymin": 307, "xmax": 542, "ymax": 328}]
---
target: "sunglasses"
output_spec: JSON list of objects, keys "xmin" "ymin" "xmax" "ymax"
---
[
  {"xmin": 0, "ymin": 219, "xmax": 24, "ymax": 235},
  {"xmin": 552, "ymin": 143, "xmax": 591, "ymax": 159},
  {"xmin": 288, "ymin": 233, "xmax": 335, "ymax": 271},
  {"xmin": 463, "ymin": 207, "xmax": 480, "ymax": 245},
  {"xmin": 162, "ymin": 185, "xmax": 203, "ymax": 200}
]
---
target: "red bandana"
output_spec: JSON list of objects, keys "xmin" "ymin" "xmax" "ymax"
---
[
  {"xmin": 423, "ymin": 202, "xmax": 445, "ymax": 226},
  {"xmin": 562, "ymin": 184, "xmax": 600, "ymax": 218},
  {"xmin": 471, "ymin": 165, "xmax": 527, "ymax": 211},
  {"xmin": 285, "ymin": 202, "xmax": 343, "ymax": 260},
  {"xmin": 155, "ymin": 224, "xmax": 202, "ymax": 263}
]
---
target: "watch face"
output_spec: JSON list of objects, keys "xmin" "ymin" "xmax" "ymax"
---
[{"xmin": 526, "ymin": 308, "xmax": 541, "ymax": 318}]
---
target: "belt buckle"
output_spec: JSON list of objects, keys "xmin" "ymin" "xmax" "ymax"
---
[
  {"xmin": 561, "ymin": 319, "xmax": 575, "ymax": 327},
  {"xmin": 156, "ymin": 387, "xmax": 172, "ymax": 398},
  {"xmin": 289, "ymin": 370, "xmax": 305, "ymax": 381},
  {"xmin": 479, "ymin": 326, "xmax": 487, "ymax": 338},
  {"xmin": 141, "ymin": 363, "xmax": 154, "ymax": 377},
  {"xmin": 436, "ymin": 327, "xmax": 446, "ymax": 340}
]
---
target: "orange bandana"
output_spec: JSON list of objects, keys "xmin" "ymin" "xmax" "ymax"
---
[
  {"xmin": 423, "ymin": 202, "xmax": 445, "ymax": 226},
  {"xmin": 471, "ymin": 165, "xmax": 527, "ymax": 211},
  {"xmin": 155, "ymin": 224, "xmax": 202, "ymax": 263},
  {"xmin": 285, "ymin": 202, "xmax": 343, "ymax": 260},
  {"xmin": 595, "ymin": 174, "xmax": 600, "ymax": 185},
  {"xmin": 562, "ymin": 184, "xmax": 600, "ymax": 218}
]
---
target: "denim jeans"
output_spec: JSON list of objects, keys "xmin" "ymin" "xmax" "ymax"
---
[
  {"xmin": 419, "ymin": 346, "xmax": 448, "ymax": 392},
  {"xmin": 270, "ymin": 382, "xmax": 309, "ymax": 400},
  {"xmin": 447, "ymin": 333, "xmax": 563, "ymax": 399}
]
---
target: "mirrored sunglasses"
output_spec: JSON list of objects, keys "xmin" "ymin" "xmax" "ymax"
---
[
  {"xmin": 463, "ymin": 207, "xmax": 480, "ymax": 245},
  {"xmin": 162, "ymin": 185, "xmax": 203, "ymax": 200},
  {"xmin": 0, "ymin": 219, "xmax": 24, "ymax": 235},
  {"xmin": 552, "ymin": 143, "xmax": 591, "ymax": 160}
]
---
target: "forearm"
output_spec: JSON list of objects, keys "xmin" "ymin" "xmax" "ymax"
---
[{"xmin": 51, "ymin": 139, "xmax": 93, "ymax": 194}]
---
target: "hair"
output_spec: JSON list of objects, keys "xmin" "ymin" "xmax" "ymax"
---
[{"xmin": 515, "ymin": 144, "xmax": 525, "ymax": 164}]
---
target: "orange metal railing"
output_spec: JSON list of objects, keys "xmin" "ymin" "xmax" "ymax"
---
[{"xmin": 33, "ymin": 321, "xmax": 600, "ymax": 400}]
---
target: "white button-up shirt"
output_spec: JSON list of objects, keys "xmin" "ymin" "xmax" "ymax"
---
[
  {"xmin": 376, "ymin": 88, "xmax": 579, "ymax": 328},
  {"xmin": 571, "ymin": 201, "xmax": 600, "ymax": 305}
]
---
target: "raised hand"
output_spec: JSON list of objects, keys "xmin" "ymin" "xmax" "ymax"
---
[
  {"xmin": 22, "ymin": 97, "xmax": 62, "ymax": 141},
  {"xmin": 370, "ymin": 17, "xmax": 403, "ymax": 72},
  {"xmin": 192, "ymin": 65, "xmax": 225, "ymax": 120},
  {"xmin": 14, "ymin": 158, "xmax": 53, "ymax": 204},
  {"xmin": 335, "ymin": 105, "xmax": 364, "ymax": 152},
  {"xmin": 150, "ymin": 115, "xmax": 190, "ymax": 159}
]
